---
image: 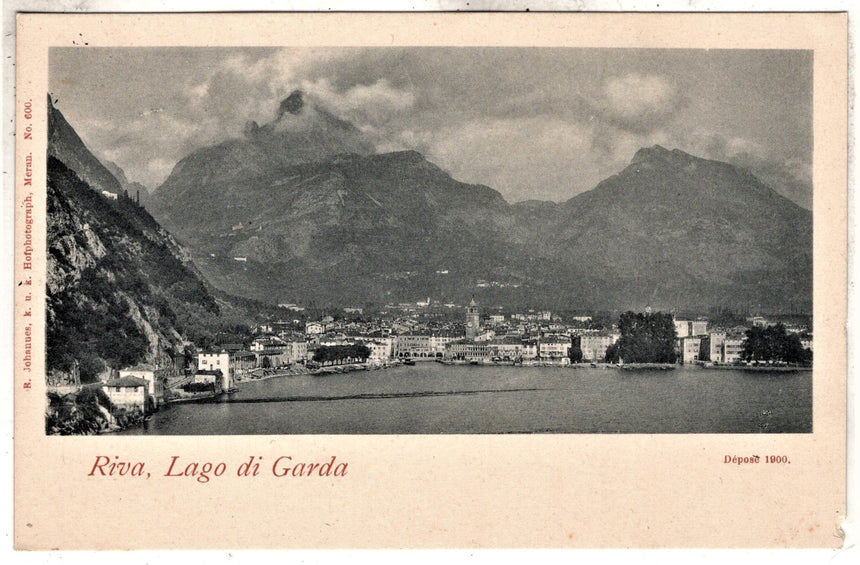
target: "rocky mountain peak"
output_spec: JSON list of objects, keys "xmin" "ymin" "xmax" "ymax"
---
[
  {"xmin": 630, "ymin": 145, "xmax": 699, "ymax": 167},
  {"xmin": 277, "ymin": 90, "xmax": 305, "ymax": 118},
  {"xmin": 243, "ymin": 119, "xmax": 260, "ymax": 138}
]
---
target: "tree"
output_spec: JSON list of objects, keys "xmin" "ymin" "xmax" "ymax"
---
[
  {"xmin": 313, "ymin": 344, "xmax": 372, "ymax": 366},
  {"xmin": 741, "ymin": 323, "xmax": 811, "ymax": 364},
  {"xmin": 569, "ymin": 345, "xmax": 583, "ymax": 363},
  {"xmin": 45, "ymin": 387, "xmax": 114, "ymax": 435},
  {"xmin": 182, "ymin": 345, "xmax": 197, "ymax": 369},
  {"xmin": 604, "ymin": 343, "xmax": 620, "ymax": 363},
  {"xmin": 615, "ymin": 311, "xmax": 678, "ymax": 363}
]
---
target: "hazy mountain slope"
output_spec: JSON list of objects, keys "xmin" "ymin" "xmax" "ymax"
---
[
  {"xmin": 153, "ymin": 148, "xmax": 536, "ymax": 305},
  {"xmin": 550, "ymin": 146, "xmax": 812, "ymax": 311},
  {"xmin": 102, "ymin": 159, "xmax": 152, "ymax": 206},
  {"xmin": 47, "ymin": 96, "xmax": 123, "ymax": 196}
]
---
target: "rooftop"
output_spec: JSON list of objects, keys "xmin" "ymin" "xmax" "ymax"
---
[{"xmin": 90, "ymin": 376, "xmax": 150, "ymax": 388}]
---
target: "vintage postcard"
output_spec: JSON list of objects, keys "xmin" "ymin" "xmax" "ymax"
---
[{"xmin": 13, "ymin": 12, "xmax": 847, "ymax": 549}]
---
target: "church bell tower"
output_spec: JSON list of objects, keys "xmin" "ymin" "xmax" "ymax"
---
[{"xmin": 466, "ymin": 297, "xmax": 480, "ymax": 339}]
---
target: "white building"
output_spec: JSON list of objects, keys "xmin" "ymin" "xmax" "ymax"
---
[
  {"xmin": 356, "ymin": 338, "xmax": 394, "ymax": 365},
  {"xmin": 118, "ymin": 367, "xmax": 163, "ymax": 408},
  {"xmin": 445, "ymin": 341, "xmax": 490, "ymax": 360},
  {"xmin": 747, "ymin": 316, "xmax": 770, "ymax": 327},
  {"xmin": 701, "ymin": 333, "xmax": 746, "ymax": 364},
  {"xmin": 287, "ymin": 339, "xmax": 309, "ymax": 363},
  {"xmin": 724, "ymin": 338, "xmax": 745, "ymax": 364},
  {"xmin": 520, "ymin": 342, "xmax": 539, "ymax": 359},
  {"xmin": 474, "ymin": 329, "xmax": 496, "ymax": 342},
  {"xmin": 193, "ymin": 369, "xmax": 221, "ymax": 385},
  {"xmin": 394, "ymin": 333, "xmax": 457, "ymax": 359},
  {"xmin": 487, "ymin": 341, "xmax": 525, "ymax": 360},
  {"xmin": 197, "ymin": 351, "xmax": 235, "ymax": 389},
  {"xmin": 94, "ymin": 376, "xmax": 150, "ymax": 411},
  {"xmin": 250, "ymin": 335, "xmax": 287, "ymax": 351},
  {"xmin": 701, "ymin": 333, "xmax": 725, "ymax": 363},
  {"xmin": 678, "ymin": 336, "xmax": 702, "ymax": 364},
  {"xmin": 539, "ymin": 338, "xmax": 570, "ymax": 360},
  {"xmin": 198, "ymin": 351, "xmax": 229, "ymax": 372},
  {"xmin": 574, "ymin": 334, "xmax": 619, "ymax": 362}
]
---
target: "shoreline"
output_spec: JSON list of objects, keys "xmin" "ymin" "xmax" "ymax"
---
[
  {"xmin": 700, "ymin": 364, "xmax": 812, "ymax": 372},
  {"xmin": 619, "ymin": 363, "xmax": 676, "ymax": 371}
]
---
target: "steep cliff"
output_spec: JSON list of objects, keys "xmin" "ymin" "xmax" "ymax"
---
[
  {"xmin": 47, "ymin": 96, "xmax": 298, "ymax": 383},
  {"xmin": 46, "ymin": 156, "xmax": 223, "ymax": 382}
]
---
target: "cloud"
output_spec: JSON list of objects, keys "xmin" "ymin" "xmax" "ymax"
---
[
  {"xmin": 597, "ymin": 73, "xmax": 682, "ymax": 133},
  {"xmin": 187, "ymin": 82, "xmax": 209, "ymax": 100},
  {"xmin": 89, "ymin": 50, "xmax": 419, "ymax": 188},
  {"xmin": 425, "ymin": 117, "xmax": 602, "ymax": 202},
  {"xmin": 604, "ymin": 73, "xmax": 676, "ymax": 117},
  {"xmin": 49, "ymin": 47, "xmax": 812, "ymax": 206},
  {"xmin": 302, "ymin": 77, "xmax": 417, "ymax": 126},
  {"xmin": 60, "ymin": 51, "xmax": 684, "ymax": 193}
]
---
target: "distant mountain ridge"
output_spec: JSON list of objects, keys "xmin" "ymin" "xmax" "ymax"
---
[
  {"xmin": 101, "ymin": 159, "xmax": 151, "ymax": 206},
  {"xmin": 136, "ymin": 95, "xmax": 813, "ymax": 313}
]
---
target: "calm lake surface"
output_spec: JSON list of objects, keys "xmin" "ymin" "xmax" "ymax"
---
[{"xmin": 123, "ymin": 363, "xmax": 812, "ymax": 435}]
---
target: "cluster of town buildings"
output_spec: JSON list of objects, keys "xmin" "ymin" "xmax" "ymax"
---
[
  {"xmin": 54, "ymin": 301, "xmax": 813, "ymax": 421},
  {"xmin": 183, "ymin": 301, "xmax": 813, "ymax": 390}
]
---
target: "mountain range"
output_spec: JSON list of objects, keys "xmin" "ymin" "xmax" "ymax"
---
[
  {"xmin": 46, "ymin": 87, "xmax": 812, "ymax": 339},
  {"xmin": 144, "ymin": 90, "xmax": 811, "ymax": 313}
]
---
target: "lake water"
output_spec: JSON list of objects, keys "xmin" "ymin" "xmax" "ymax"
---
[{"xmin": 122, "ymin": 363, "xmax": 812, "ymax": 435}]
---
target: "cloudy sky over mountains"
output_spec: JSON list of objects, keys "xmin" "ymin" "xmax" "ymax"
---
[{"xmin": 49, "ymin": 47, "xmax": 812, "ymax": 206}]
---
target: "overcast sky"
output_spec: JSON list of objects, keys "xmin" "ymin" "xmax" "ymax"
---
[{"xmin": 49, "ymin": 47, "xmax": 812, "ymax": 206}]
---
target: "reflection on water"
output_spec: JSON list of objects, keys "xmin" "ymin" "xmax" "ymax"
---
[{"xmin": 120, "ymin": 364, "xmax": 812, "ymax": 435}]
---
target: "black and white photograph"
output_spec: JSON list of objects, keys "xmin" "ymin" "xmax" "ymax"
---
[
  {"xmin": 42, "ymin": 46, "xmax": 815, "ymax": 435},
  {"xmin": 12, "ymin": 11, "xmax": 850, "ymax": 552}
]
